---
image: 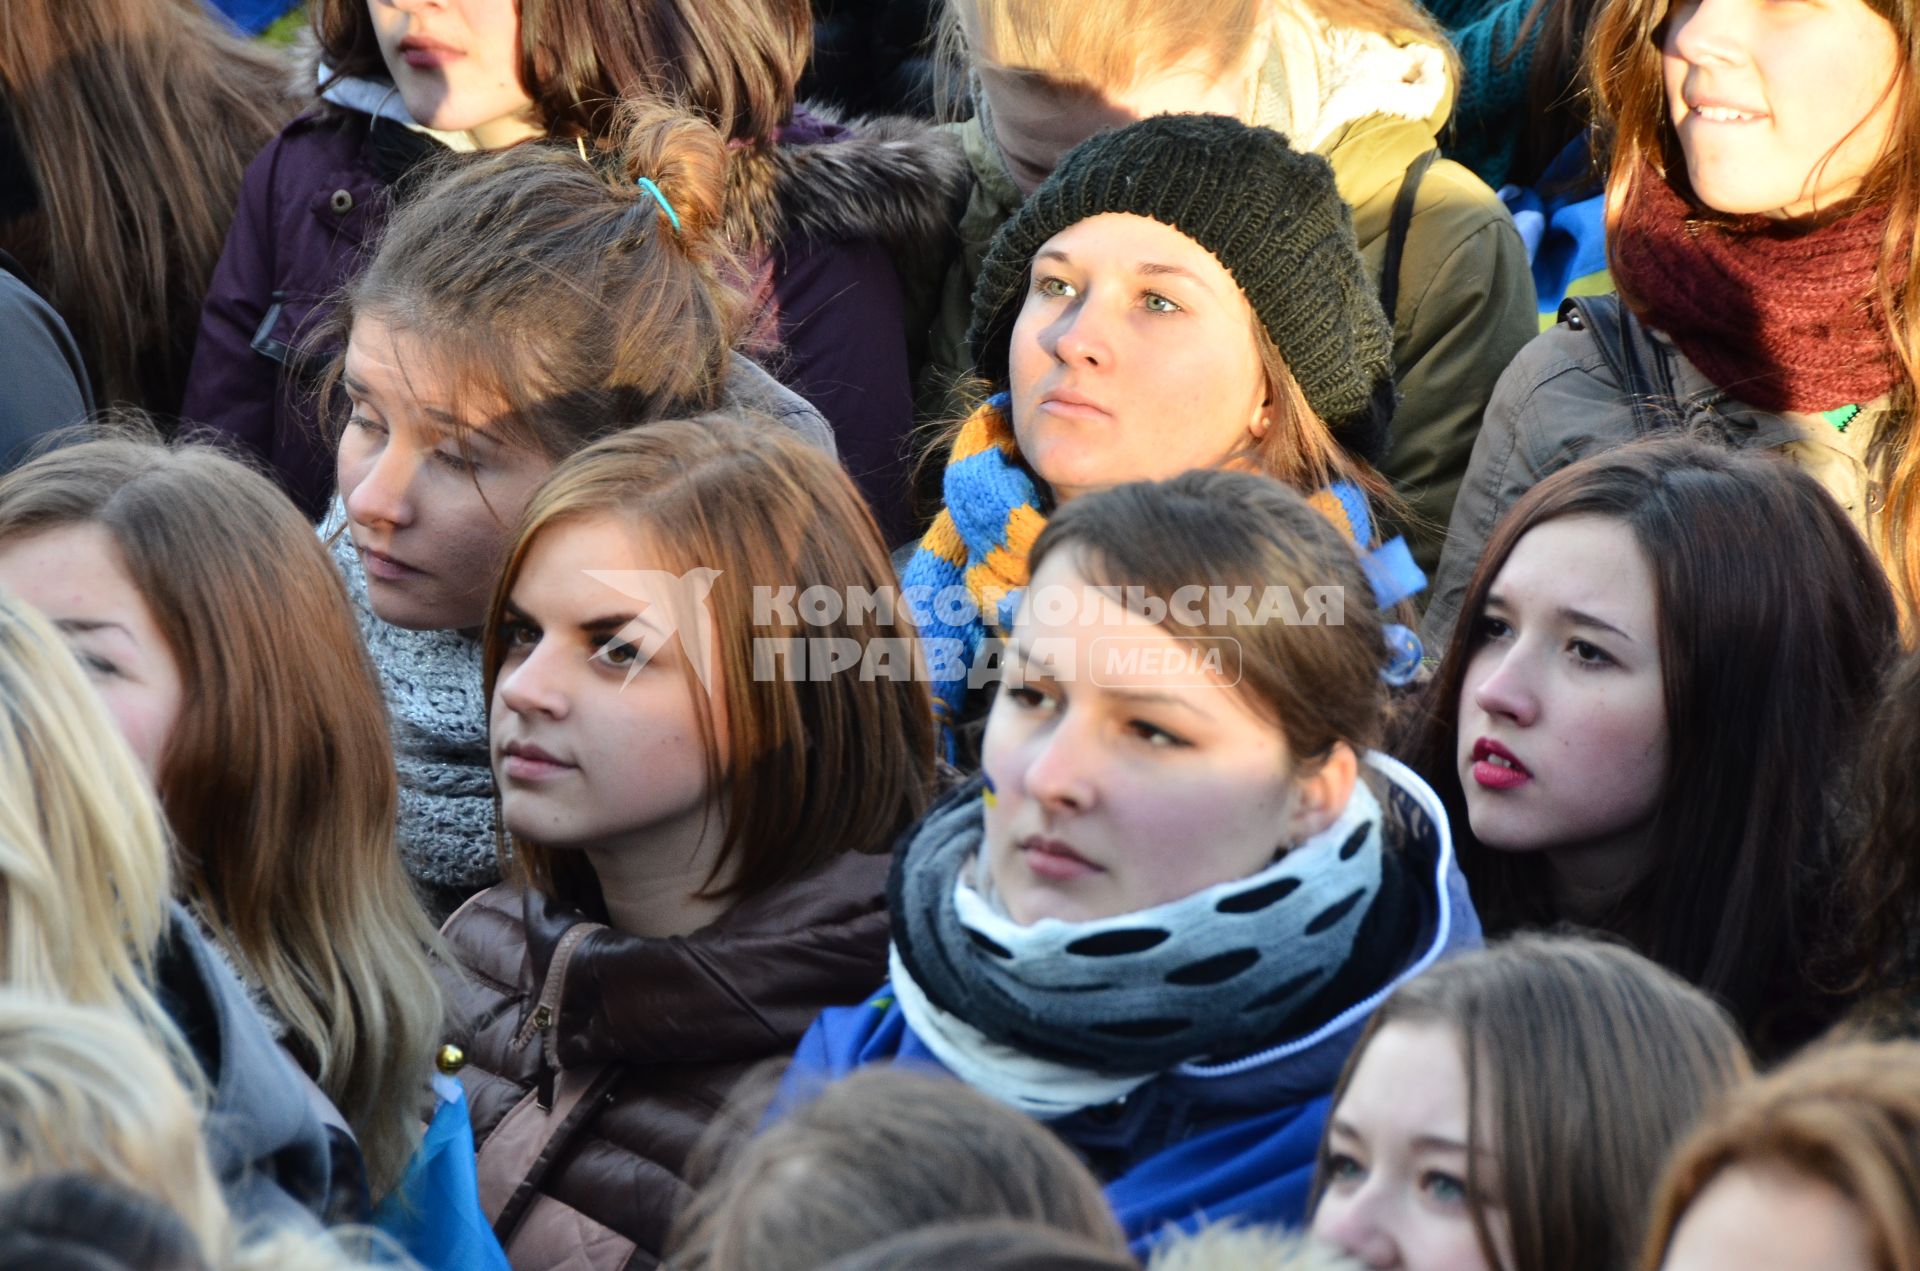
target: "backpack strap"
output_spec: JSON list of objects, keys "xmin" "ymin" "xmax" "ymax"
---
[
  {"xmin": 1557, "ymin": 294, "xmax": 1680, "ymax": 437},
  {"xmin": 1378, "ymin": 148, "xmax": 1440, "ymax": 326}
]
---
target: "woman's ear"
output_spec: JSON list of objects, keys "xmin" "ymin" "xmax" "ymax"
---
[{"xmin": 1287, "ymin": 741, "xmax": 1359, "ymax": 842}]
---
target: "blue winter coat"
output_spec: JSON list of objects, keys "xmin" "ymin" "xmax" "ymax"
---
[{"xmin": 784, "ymin": 755, "xmax": 1483, "ymax": 1258}]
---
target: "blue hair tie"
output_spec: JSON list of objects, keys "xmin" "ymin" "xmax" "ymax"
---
[{"xmin": 634, "ymin": 177, "xmax": 682, "ymax": 234}]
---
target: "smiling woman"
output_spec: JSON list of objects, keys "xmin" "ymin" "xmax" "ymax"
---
[{"xmin": 1400, "ymin": 436, "xmax": 1899, "ymax": 1057}]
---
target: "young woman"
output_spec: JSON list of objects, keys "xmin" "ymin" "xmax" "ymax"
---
[
  {"xmin": 1428, "ymin": 0, "xmax": 1920, "ymax": 637},
  {"xmin": 0, "ymin": 0, "xmax": 291, "ymax": 413},
  {"xmin": 1641, "ymin": 1040, "xmax": 1920, "ymax": 1271},
  {"xmin": 0, "ymin": 434, "xmax": 446, "ymax": 1207},
  {"xmin": 905, "ymin": 111, "xmax": 1429, "ymax": 749},
  {"xmin": 794, "ymin": 468, "xmax": 1482, "ymax": 1256},
  {"xmin": 440, "ymin": 416, "xmax": 936, "ymax": 1269},
  {"xmin": 1401, "ymin": 437, "xmax": 1897, "ymax": 1056},
  {"xmin": 320, "ymin": 104, "xmax": 836, "ymax": 915},
  {"xmin": 670, "ymin": 1067, "xmax": 1126, "ymax": 1270},
  {"xmin": 0, "ymin": 592, "xmax": 354, "ymax": 1227},
  {"xmin": 186, "ymin": 0, "xmax": 961, "ymax": 537},
  {"xmin": 1309, "ymin": 935, "xmax": 1751, "ymax": 1271},
  {"xmin": 915, "ymin": 0, "xmax": 1537, "ymax": 569}
]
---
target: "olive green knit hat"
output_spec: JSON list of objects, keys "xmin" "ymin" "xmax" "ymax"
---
[{"xmin": 966, "ymin": 113, "xmax": 1397, "ymax": 464}]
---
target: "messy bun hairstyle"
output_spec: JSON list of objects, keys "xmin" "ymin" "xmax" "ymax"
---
[{"xmin": 322, "ymin": 100, "xmax": 748, "ymax": 462}]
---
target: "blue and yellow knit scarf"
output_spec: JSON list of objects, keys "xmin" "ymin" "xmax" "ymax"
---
[{"xmin": 902, "ymin": 396, "xmax": 1426, "ymax": 751}]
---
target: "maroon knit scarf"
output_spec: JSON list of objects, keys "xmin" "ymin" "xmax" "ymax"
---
[{"xmin": 1610, "ymin": 167, "xmax": 1899, "ymax": 413}]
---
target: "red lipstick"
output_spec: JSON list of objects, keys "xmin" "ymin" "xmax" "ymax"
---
[{"xmin": 1469, "ymin": 737, "xmax": 1532, "ymax": 791}]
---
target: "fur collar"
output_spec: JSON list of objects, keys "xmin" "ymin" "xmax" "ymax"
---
[{"xmin": 724, "ymin": 107, "xmax": 970, "ymax": 270}]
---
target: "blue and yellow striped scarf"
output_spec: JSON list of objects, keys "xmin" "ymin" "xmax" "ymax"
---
[{"xmin": 902, "ymin": 395, "xmax": 1425, "ymax": 751}]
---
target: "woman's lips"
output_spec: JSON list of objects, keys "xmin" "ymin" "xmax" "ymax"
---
[
  {"xmin": 1037, "ymin": 390, "xmax": 1111, "ymax": 420},
  {"xmin": 399, "ymin": 36, "xmax": 463, "ymax": 69},
  {"xmin": 357, "ymin": 543, "xmax": 423, "ymax": 583},
  {"xmin": 1469, "ymin": 737, "xmax": 1532, "ymax": 791},
  {"xmin": 1020, "ymin": 836, "xmax": 1102, "ymax": 882},
  {"xmin": 498, "ymin": 740, "xmax": 576, "ymax": 782}
]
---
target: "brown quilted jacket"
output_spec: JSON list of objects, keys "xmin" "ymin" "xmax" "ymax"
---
[{"xmin": 437, "ymin": 850, "xmax": 892, "ymax": 1270}]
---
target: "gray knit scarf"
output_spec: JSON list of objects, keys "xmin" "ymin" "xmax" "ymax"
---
[
  {"xmin": 889, "ymin": 772, "xmax": 1384, "ymax": 1116},
  {"xmin": 324, "ymin": 508, "xmax": 499, "ymax": 907}
]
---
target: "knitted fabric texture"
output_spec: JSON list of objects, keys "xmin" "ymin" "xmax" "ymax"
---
[
  {"xmin": 889, "ymin": 771, "xmax": 1386, "ymax": 1101},
  {"xmin": 326, "ymin": 513, "xmax": 499, "ymax": 902},
  {"xmin": 965, "ymin": 113, "xmax": 1398, "ymax": 464},
  {"xmin": 901, "ymin": 397, "xmax": 1426, "ymax": 747},
  {"xmin": 1610, "ymin": 168, "xmax": 1899, "ymax": 413}
]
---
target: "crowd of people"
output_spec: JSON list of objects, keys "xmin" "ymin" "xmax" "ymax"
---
[{"xmin": 2, "ymin": 0, "xmax": 1919, "ymax": 1267}]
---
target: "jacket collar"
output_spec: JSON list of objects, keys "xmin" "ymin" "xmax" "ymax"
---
[{"xmin": 524, "ymin": 849, "xmax": 892, "ymax": 1070}]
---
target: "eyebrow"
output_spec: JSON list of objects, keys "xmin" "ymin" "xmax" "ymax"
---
[
  {"xmin": 341, "ymin": 373, "xmax": 498, "ymax": 445},
  {"xmin": 580, "ymin": 613, "xmax": 659, "ymax": 636},
  {"xmin": 54, "ymin": 618, "xmax": 131, "ymax": 637},
  {"xmin": 1482, "ymin": 593, "xmax": 1636, "ymax": 644},
  {"xmin": 1033, "ymin": 249, "xmax": 1213, "ymax": 289}
]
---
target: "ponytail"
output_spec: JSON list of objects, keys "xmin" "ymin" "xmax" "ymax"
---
[{"xmin": 323, "ymin": 102, "xmax": 747, "ymax": 462}]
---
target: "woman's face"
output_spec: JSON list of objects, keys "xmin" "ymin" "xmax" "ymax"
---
[
  {"xmin": 367, "ymin": 0, "xmax": 542, "ymax": 149},
  {"xmin": 980, "ymin": 548, "xmax": 1349, "ymax": 926},
  {"xmin": 1008, "ymin": 213, "xmax": 1271, "ymax": 505},
  {"xmin": 1454, "ymin": 516, "xmax": 1667, "ymax": 885},
  {"xmin": 0, "ymin": 523, "xmax": 184, "ymax": 777},
  {"xmin": 490, "ymin": 513, "xmax": 727, "ymax": 856},
  {"xmin": 1663, "ymin": 0, "xmax": 1902, "ymax": 219},
  {"xmin": 1659, "ymin": 1165, "xmax": 1874, "ymax": 1271},
  {"xmin": 1312, "ymin": 1021, "xmax": 1512, "ymax": 1271},
  {"xmin": 336, "ymin": 315, "xmax": 554, "ymax": 632}
]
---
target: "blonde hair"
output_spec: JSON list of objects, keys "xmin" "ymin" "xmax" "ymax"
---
[
  {"xmin": 0, "ymin": 593, "xmax": 176, "ymax": 1048},
  {"xmin": 941, "ymin": 0, "xmax": 1447, "ymax": 103},
  {"xmin": 0, "ymin": 992, "xmax": 400, "ymax": 1271},
  {"xmin": 0, "ymin": 432, "xmax": 445, "ymax": 1200},
  {"xmin": 1640, "ymin": 1040, "xmax": 1920, "ymax": 1271}
]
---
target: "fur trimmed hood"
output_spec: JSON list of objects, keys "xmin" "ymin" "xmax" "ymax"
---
[{"xmin": 724, "ymin": 106, "xmax": 970, "ymax": 273}]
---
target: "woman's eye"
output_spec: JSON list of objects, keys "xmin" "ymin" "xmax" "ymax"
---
[
  {"xmin": 1004, "ymin": 684, "xmax": 1050, "ymax": 709},
  {"xmin": 1033, "ymin": 275, "xmax": 1076, "ymax": 299},
  {"xmin": 1568, "ymin": 638, "xmax": 1616, "ymax": 668},
  {"xmin": 1323, "ymin": 1152, "xmax": 1365, "ymax": 1185},
  {"xmin": 1472, "ymin": 614, "xmax": 1514, "ymax": 643},
  {"xmin": 1422, "ymin": 1170, "xmax": 1470, "ymax": 1207},
  {"xmin": 1142, "ymin": 291, "xmax": 1182, "ymax": 314},
  {"xmin": 77, "ymin": 651, "xmax": 119, "ymax": 679},
  {"xmin": 347, "ymin": 412, "xmax": 386, "ymax": 437},
  {"xmin": 1128, "ymin": 719, "xmax": 1187, "ymax": 748},
  {"xmin": 498, "ymin": 620, "xmax": 538, "ymax": 650},
  {"xmin": 592, "ymin": 637, "xmax": 641, "ymax": 668},
  {"xmin": 434, "ymin": 448, "xmax": 479, "ymax": 475}
]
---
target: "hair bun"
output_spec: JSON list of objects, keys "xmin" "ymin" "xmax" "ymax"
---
[{"xmin": 611, "ymin": 99, "xmax": 730, "ymax": 251}]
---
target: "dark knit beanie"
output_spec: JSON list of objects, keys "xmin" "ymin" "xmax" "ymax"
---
[{"xmin": 966, "ymin": 113, "xmax": 1397, "ymax": 464}]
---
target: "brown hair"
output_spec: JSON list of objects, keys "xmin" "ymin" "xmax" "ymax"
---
[
  {"xmin": 1639, "ymin": 1040, "xmax": 1920, "ymax": 1271},
  {"xmin": 322, "ymin": 101, "xmax": 747, "ymax": 467},
  {"xmin": 1027, "ymin": 467, "xmax": 1389, "ymax": 770},
  {"xmin": 669, "ymin": 1067, "xmax": 1126, "ymax": 1271},
  {"xmin": 816, "ymin": 1223, "xmax": 1140, "ymax": 1271},
  {"xmin": 0, "ymin": 430, "xmax": 446, "ymax": 1200},
  {"xmin": 1395, "ymin": 437, "xmax": 1896, "ymax": 1053},
  {"xmin": 484, "ymin": 415, "xmax": 937, "ymax": 902},
  {"xmin": 1828, "ymin": 648, "xmax": 1920, "ymax": 1026},
  {"xmin": 312, "ymin": 0, "xmax": 808, "ymax": 145},
  {"xmin": 0, "ymin": 0, "xmax": 291, "ymax": 411},
  {"xmin": 1586, "ymin": 0, "xmax": 1920, "ymax": 625},
  {"xmin": 1313, "ymin": 934, "xmax": 1752, "ymax": 1271}
]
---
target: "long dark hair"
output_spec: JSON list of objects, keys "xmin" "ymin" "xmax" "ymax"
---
[
  {"xmin": 1831, "ymin": 648, "xmax": 1920, "ymax": 1024},
  {"xmin": 1395, "ymin": 437, "xmax": 1897, "ymax": 1053}
]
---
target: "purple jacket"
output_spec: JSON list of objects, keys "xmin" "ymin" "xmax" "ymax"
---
[{"xmin": 184, "ymin": 101, "xmax": 965, "ymax": 540}]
